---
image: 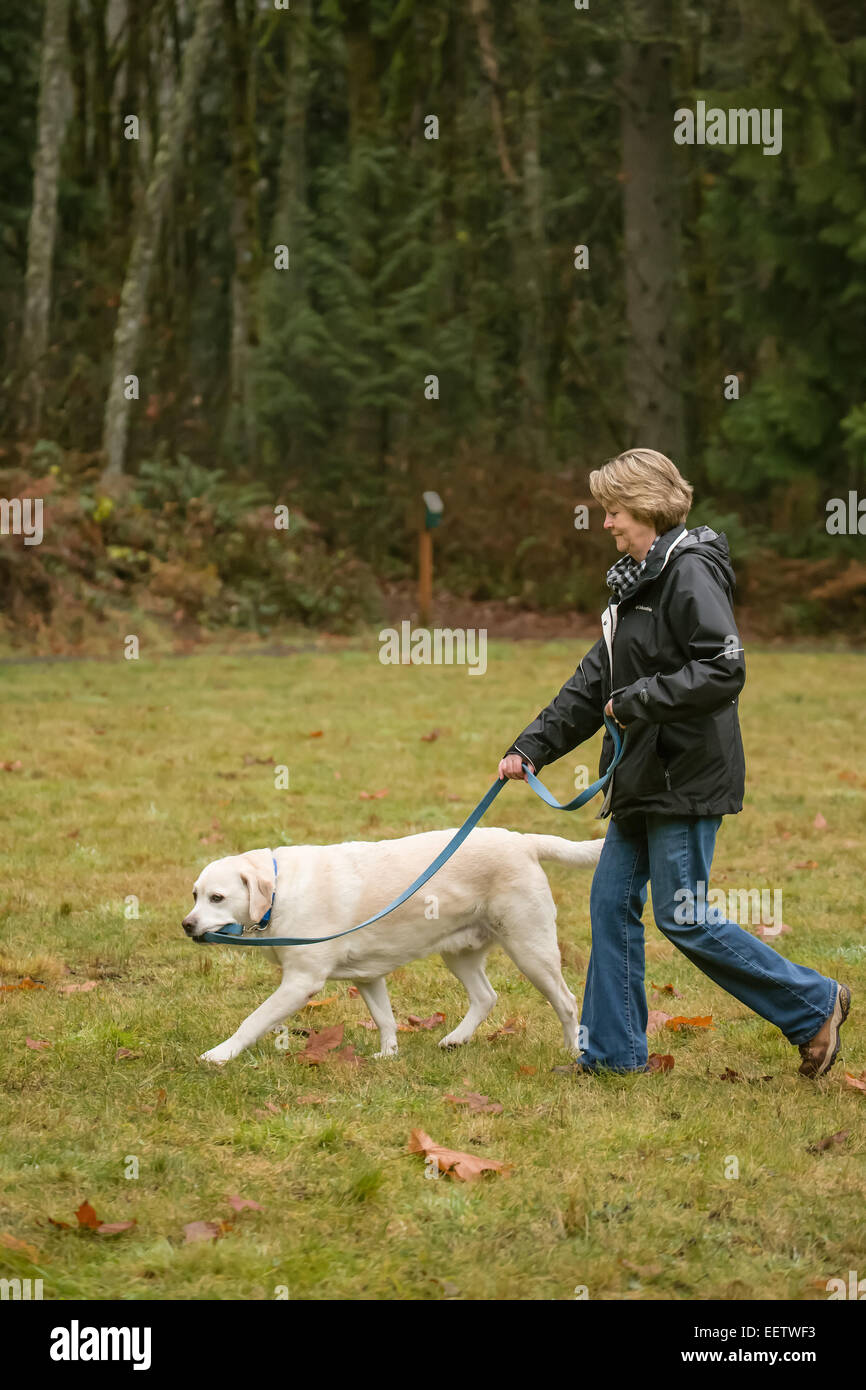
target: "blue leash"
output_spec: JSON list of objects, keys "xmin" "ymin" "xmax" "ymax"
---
[{"xmin": 202, "ymin": 716, "xmax": 627, "ymax": 948}]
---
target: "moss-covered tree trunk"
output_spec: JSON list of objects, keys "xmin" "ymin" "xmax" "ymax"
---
[
  {"xmin": 620, "ymin": 0, "xmax": 684, "ymax": 460},
  {"xmin": 19, "ymin": 0, "xmax": 70, "ymax": 435},
  {"xmin": 101, "ymin": 0, "xmax": 221, "ymax": 479}
]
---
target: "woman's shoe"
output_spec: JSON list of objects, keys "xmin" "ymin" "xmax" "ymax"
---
[{"xmin": 798, "ymin": 983, "xmax": 851, "ymax": 1079}]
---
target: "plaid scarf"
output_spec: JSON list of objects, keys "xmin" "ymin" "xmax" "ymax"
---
[{"xmin": 605, "ymin": 535, "xmax": 660, "ymax": 602}]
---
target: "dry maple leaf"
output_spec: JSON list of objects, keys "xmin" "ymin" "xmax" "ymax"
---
[
  {"xmin": 646, "ymin": 1010, "xmax": 671, "ymax": 1034},
  {"xmin": 304, "ymin": 996, "xmax": 337, "ymax": 1009},
  {"xmin": 444, "ymin": 1092, "xmax": 504, "ymax": 1114},
  {"xmin": 486, "ymin": 1017, "xmax": 526, "ymax": 1041},
  {"xmin": 0, "ymin": 1232, "xmax": 39, "ymax": 1262},
  {"xmin": 400, "ymin": 1012, "xmax": 446, "ymax": 1031},
  {"xmin": 650, "ymin": 981, "xmax": 683, "ymax": 998},
  {"xmin": 76, "ymin": 1201, "xmax": 100, "ymax": 1230},
  {"xmin": 297, "ymin": 1024, "xmax": 346, "ymax": 1063},
  {"xmin": 25, "ymin": 1037, "xmax": 51, "ymax": 1050},
  {"xmin": 226, "ymin": 1194, "xmax": 264, "ymax": 1213},
  {"xmin": 332, "ymin": 1044, "xmax": 364, "ymax": 1066},
  {"xmin": 844, "ymin": 1070, "xmax": 866, "ymax": 1093},
  {"xmin": 2, "ymin": 976, "xmax": 46, "ymax": 991},
  {"xmin": 408, "ymin": 1129, "xmax": 510, "ymax": 1180},
  {"xmin": 115, "ymin": 1047, "xmax": 142, "ymax": 1060},
  {"xmin": 647, "ymin": 1053, "xmax": 675, "ymax": 1072},
  {"xmin": 664, "ymin": 1015, "xmax": 713, "ymax": 1031}
]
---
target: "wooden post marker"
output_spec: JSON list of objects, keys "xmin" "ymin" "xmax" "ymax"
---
[{"xmin": 419, "ymin": 490, "xmax": 443, "ymax": 625}]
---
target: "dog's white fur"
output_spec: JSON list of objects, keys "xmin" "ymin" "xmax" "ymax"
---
[{"xmin": 183, "ymin": 828, "xmax": 602, "ymax": 1065}]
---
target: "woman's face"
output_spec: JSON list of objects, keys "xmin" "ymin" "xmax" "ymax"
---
[{"xmin": 602, "ymin": 505, "xmax": 657, "ymax": 561}]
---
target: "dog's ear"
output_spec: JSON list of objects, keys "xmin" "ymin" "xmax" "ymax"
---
[{"xmin": 240, "ymin": 865, "xmax": 273, "ymax": 924}]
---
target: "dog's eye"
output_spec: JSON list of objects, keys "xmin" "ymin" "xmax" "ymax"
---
[{"xmin": 210, "ymin": 894, "xmax": 224, "ymax": 903}]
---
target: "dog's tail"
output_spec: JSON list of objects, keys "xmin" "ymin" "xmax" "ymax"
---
[{"xmin": 526, "ymin": 834, "xmax": 605, "ymax": 868}]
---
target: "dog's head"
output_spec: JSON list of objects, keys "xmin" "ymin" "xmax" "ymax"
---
[{"xmin": 182, "ymin": 851, "xmax": 275, "ymax": 941}]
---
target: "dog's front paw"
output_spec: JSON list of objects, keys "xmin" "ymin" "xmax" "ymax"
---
[
  {"xmin": 199, "ymin": 1045, "xmax": 234, "ymax": 1065},
  {"xmin": 372, "ymin": 1044, "xmax": 398, "ymax": 1059}
]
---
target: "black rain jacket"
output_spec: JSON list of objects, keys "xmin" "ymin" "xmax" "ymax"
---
[{"xmin": 504, "ymin": 525, "xmax": 746, "ymax": 826}]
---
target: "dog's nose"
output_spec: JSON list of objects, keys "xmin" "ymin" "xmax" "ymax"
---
[{"xmin": 182, "ymin": 917, "xmax": 196, "ymax": 934}]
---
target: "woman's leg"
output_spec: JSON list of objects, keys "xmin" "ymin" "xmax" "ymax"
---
[
  {"xmin": 645, "ymin": 813, "xmax": 835, "ymax": 1046},
  {"xmin": 579, "ymin": 817, "xmax": 651, "ymax": 1071}
]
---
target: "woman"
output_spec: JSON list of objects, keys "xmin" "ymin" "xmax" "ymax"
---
[{"xmin": 498, "ymin": 449, "xmax": 850, "ymax": 1077}]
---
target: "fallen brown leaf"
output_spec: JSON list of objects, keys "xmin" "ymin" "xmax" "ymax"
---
[
  {"xmin": 2, "ymin": 976, "xmax": 46, "ymax": 991},
  {"xmin": 227, "ymin": 1194, "xmax": 264, "ymax": 1213},
  {"xmin": 308, "ymin": 730, "xmax": 324, "ymax": 738},
  {"xmin": 347, "ymin": 986, "xmax": 360, "ymax": 997},
  {"xmin": 408, "ymin": 1129, "xmax": 510, "ymax": 1180},
  {"xmin": 58, "ymin": 980, "xmax": 98, "ymax": 994},
  {"xmin": 650, "ymin": 981, "xmax": 683, "ymax": 998},
  {"xmin": 115, "ymin": 1047, "xmax": 142, "ymax": 1060},
  {"xmin": 487, "ymin": 1017, "xmax": 526, "ymax": 1041},
  {"xmin": 183, "ymin": 1220, "xmax": 228, "ymax": 1243},
  {"xmin": 25, "ymin": 1037, "xmax": 51, "ymax": 1050},
  {"xmin": 359, "ymin": 788, "xmax": 389, "ymax": 800},
  {"xmin": 665, "ymin": 1015, "xmax": 713, "ymax": 1032},
  {"xmin": 647, "ymin": 1010, "xmax": 672, "ymax": 1034},
  {"xmin": 517, "ymin": 1065, "xmax": 537, "ymax": 1075},
  {"xmin": 806, "ymin": 1129, "xmax": 849, "ymax": 1153},
  {"xmin": 0, "ymin": 1232, "xmax": 39, "ymax": 1262},
  {"xmin": 400, "ymin": 1012, "xmax": 446, "ymax": 1031},
  {"xmin": 444, "ymin": 1091, "xmax": 503, "ymax": 1114},
  {"xmin": 844, "ymin": 1070, "xmax": 866, "ymax": 1093},
  {"xmin": 790, "ymin": 860, "xmax": 819, "ymax": 870},
  {"xmin": 297, "ymin": 1025, "xmax": 346, "ymax": 1063},
  {"xmin": 420, "ymin": 729, "xmax": 442, "ymax": 742},
  {"xmin": 76, "ymin": 1201, "xmax": 100, "ymax": 1230},
  {"xmin": 718, "ymin": 1067, "xmax": 743, "ymax": 1082},
  {"xmin": 814, "ymin": 812, "xmax": 828, "ymax": 830},
  {"xmin": 647, "ymin": 1053, "xmax": 675, "ymax": 1072},
  {"xmin": 304, "ymin": 996, "xmax": 338, "ymax": 1009}
]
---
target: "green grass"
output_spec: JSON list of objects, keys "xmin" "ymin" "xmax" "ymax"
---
[{"xmin": 0, "ymin": 641, "xmax": 864, "ymax": 1301}]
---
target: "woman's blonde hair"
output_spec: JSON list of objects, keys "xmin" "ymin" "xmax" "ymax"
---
[{"xmin": 589, "ymin": 449, "xmax": 693, "ymax": 533}]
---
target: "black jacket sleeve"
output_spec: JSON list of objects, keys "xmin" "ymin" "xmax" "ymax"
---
[
  {"xmin": 613, "ymin": 555, "xmax": 746, "ymax": 726},
  {"xmin": 503, "ymin": 638, "xmax": 607, "ymax": 772}
]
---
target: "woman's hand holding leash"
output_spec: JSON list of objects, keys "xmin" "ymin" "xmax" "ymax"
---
[{"xmin": 498, "ymin": 753, "xmax": 534, "ymax": 781}]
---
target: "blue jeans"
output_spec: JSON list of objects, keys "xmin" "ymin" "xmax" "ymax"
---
[{"xmin": 579, "ymin": 814, "xmax": 835, "ymax": 1072}]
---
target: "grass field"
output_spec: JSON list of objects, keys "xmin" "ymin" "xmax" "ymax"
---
[{"xmin": 0, "ymin": 640, "xmax": 864, "ymax": 1301}]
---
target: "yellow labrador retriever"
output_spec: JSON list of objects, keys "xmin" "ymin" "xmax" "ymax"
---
[{"xmin": 183, "ymin": 828, "xmax": 602, "ymax": 1064}]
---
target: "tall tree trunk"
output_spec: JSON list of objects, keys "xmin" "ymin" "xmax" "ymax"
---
[
  {"xmin": 19, "ymin": 0, "xmax": 70, "ymax": 436},
  {"xmin": 620, "ymin": 0, "xmax": 684, "ymax": 461},
  {"xmin": 223, "ymin": 0, "xmax": 260, "ymax": 465},
  {"xmin": 101, "ymin": 0, "xmax": 220, "ymax": 479},
  {"xmin": 470, "ymin": 0, "xmax": 547, "ymax": 464},
  {"xmin": 269, "ymin": 0, "xmax": 311, "ymax": 470}
]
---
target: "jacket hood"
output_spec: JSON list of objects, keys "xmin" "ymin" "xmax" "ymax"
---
[{"xmin": 673, "ymin": 525, "xmax": 737, "ymax": 593}]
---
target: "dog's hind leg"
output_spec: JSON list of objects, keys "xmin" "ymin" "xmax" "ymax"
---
[
  {"xmin": 200, "ymin": 974, "xmax": 325, "ymax": 1065},
  {"xmin": 357, "ymin": 977, "xmax": 398, "ymax": 1058},
  {"xmin": 494, "ymin": 900, "xmax": 581, "ymax": 1054},
  {"xmin": 439, "ymin": 947, "xmax": 498, "ymax": 1047}
]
